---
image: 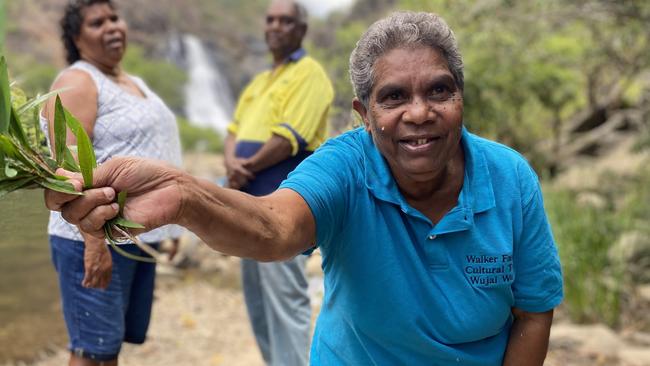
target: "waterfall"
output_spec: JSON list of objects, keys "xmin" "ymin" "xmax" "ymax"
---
[{"xmin": 182, "ymin": 34, "xmax": 234, "ymax": 135}]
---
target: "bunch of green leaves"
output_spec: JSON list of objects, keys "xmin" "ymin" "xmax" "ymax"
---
[
  {"xmin": 0, "ymin": 57, "xmax": 80, "ymax": 197},
  {"xmin": 0, "ymin": 56, "xmax": 158, "ymax": 263}
]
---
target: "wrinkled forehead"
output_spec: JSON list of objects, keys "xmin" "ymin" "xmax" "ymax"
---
[
  {"xmin": 373, "ymin": 46, "xmax": 451, "ymax": 82},
  {"xmin": 266, "ymin": 0, "xmax": 298, "ymax": 17}
]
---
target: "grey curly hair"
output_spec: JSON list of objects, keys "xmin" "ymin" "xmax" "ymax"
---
[{"xmin": 349, "ymin": 11, "xmax": 464, "ymax": 108}]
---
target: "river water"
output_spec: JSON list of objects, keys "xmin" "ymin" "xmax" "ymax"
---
[{"xmin": 0, "ymin": 190, "xmax": 66, "ymax": 363}]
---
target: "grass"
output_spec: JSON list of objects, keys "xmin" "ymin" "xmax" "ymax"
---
[{"xmin": 544, "ymin": 186, "xmax": 625, "ymax": 326}]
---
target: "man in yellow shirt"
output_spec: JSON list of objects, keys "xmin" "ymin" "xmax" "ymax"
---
[{"xmin": 223, "ymin": 0, "xmax": 333, "ymax": 364}]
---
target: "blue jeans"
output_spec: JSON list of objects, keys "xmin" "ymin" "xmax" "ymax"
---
[{"xmin": 50, "ymin": 235, "xmax": 158, "ymax": 361}]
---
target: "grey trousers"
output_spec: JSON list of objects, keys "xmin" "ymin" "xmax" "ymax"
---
[{"xmin": 241, "ymin": 255, "xmax": 311, "ymax": 366}]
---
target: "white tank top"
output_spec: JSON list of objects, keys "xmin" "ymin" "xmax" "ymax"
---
[{"xmin": 40, "ymin": 60, "xmax": 184, "ymax": 243}]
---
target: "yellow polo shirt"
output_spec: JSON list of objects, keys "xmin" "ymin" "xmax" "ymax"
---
[
  {"xmin": 227, "ymin": 51, "xmax": 334, "ymax": 155},
  {"xmin": 227, "ymin": 50, "xmax": 334, "ymax": 195}
]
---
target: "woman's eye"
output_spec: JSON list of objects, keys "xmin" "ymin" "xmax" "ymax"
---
[{"xmin": 430, "ymin": 85, "xmax": 451, "ymax": 100}]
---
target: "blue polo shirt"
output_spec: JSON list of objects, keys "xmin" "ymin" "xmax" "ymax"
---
[{"xmin": 279, "ymin": 127, "xmax": 563, "ymax": 365}]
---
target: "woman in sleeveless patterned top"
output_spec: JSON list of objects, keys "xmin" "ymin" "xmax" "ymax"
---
[{"xmin": 40, "ymin": 1, "xmax": 183, "ymax": 365}]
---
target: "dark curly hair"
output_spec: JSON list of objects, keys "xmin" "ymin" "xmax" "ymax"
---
[{"xmin": 60, "ymin": 0, "xmax": 115, "ymax": 64}]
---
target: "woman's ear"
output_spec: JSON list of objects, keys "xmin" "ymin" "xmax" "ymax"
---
[{"xmin": 352, "ymin": 98, "xmax": 370, "ymax": 132}]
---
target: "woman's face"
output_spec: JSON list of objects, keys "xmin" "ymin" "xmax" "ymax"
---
[
  {"xmin": 74, "ymin": 3, "xmax": 127, "ymax": 67},
  {"xmin": 354, "ymin": 46, "xmax": 464, "ymax": 186}
]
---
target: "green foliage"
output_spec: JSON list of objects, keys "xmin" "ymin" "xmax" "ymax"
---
[
  {"xmin": 544, "ymin": 187, "xmax": 623, "ymax": 326},
  {"xmin": 0, "ymin": 58, "xmax": 155, "ymax": 262},
  {"xmin": 543, "ymin": 164, "xmax": 650, "ymax": 326},
  {"xmin": 311, "ymin": 0, "xmax": 649, "ymax": 170},
  {"xmin": 177, "ymin": 115, "xmax": 223, "ymax": 153},
  {"xmin": 617, "ymin": 167, "xmax": 650, "ymax": 230},
  {"xmin": 0, "ymin": 57, "xmax": 80, "ymax": 196},
  {"xmin": 3, "ymin": 52, "xmax": 58, "ymax": 96},
  {"xmin": 307, "ymin": 21, "xmax": 367, "ymax": 133},
  {"xmin": 10, "ymin": 86, "xmax": 50, "ymax": 157},
  {"xmin": 121, "ymin": 44, "xmax": 187, "ymax": 112},
  {"xmin": 0, "ymin": 0, "xmax": 5, "ymax": 53}
]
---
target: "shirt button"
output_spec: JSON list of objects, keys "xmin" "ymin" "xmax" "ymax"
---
[{"xmin": 428, "ymin": 235, "xmax": 437, "ymax": 240}]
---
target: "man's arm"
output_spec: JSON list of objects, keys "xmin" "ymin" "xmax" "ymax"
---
[
  {"xmin": 47, "ymin": 157, "xmax": 316, "ymax": 262},
  {"xmin": 224, "ymin": 132, "xmax": 254, "ymax": 189},
  {"xmin": 243, "ymin": 134, "xmax": 293, "ymax": 173},
  {"xmin": 502, "ymin": 308, "xmax": 553, "ymax": 365},
  {"xmin": 224, "ymin": 132, "xmax": 292, "ymax": 189}
]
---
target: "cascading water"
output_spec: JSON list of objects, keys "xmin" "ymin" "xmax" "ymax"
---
[{"xmin": 182, "ymin": 34, "xmax": 234, "ymax": 135}]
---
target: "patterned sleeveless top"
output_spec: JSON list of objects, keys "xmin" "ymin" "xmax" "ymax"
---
[{"xmin": 40, "ymin": 60, "xmax": 184, "ymax": 243}]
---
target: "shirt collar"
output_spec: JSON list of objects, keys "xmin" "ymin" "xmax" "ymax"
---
[
  {"xmin": 268, "ymin": 48, "xmax": 307, "ymax": 70},
  {"xmin": 361, "ymin": 126, "xmax": 495, "ymax": 216},
  {"xmin": 287, "ymin": 48, "xmax": 306, "ymax": 62}
]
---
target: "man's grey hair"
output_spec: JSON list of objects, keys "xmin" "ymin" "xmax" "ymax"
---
[{"xmin": 349, "ymin": 11, "xmax": 464, "ymax": 107}]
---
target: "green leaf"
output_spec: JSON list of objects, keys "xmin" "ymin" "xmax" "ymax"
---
[
  {"xmin": 61, "ymin": 145, "xmax": 80, "ymax": 172},
  {"xmin": 44, "ymin": 155, "xmax": 58, "ymax": 172},
  {"xmin": 0, "ymin": 56, "xmax": 10, "ymax": 134},
  {"xmin": 63, "ymin": 108, "xmax": 95, "ymax": 188},
  {"xmin": 53, "ymin": 174, "xmax": 72, "ymax": 181},
  {"xmin": 4, "ymin": 162, "xmax": 17, "ymax": 177},
  {"xmin": 0, "ymin": 134, "xmax": 19, "ymax": 159},
  {"xmin": 2, "ymin": 135, "xmax": 52, "ymax": 177},
  {"xmin": 53, "ymin": 96, "xmax": 67, "ymax": 166},
  {"xmin": 112, "ymin": 217, "xmax": 145, "ymax": 229},
  {"xmin": 117, "ymin": 190, "xmax": 127, "ymax": 214},
  {"xmin": 39, "ymin": 177, "xmax": 83, "ymax": 195},
  {"xmin": 16, "ymin": 88, "xmax": 68, "ymax": 117},
  {"xmin": 0, "ymin": 176, "xmax": 36, "ymax": 199},
  {"xmin": 32, "ymin": 107, "xmax": 41, "ymax": 150},
  {"xmin": 0, "ymin": 174, "xmax": 31, "ymax": 187},
  {"xmin": 62, "ymin": 148, "xmax": 80, "ymax": 172},
  {"xmin": 9, "ymin": 107, "xmax": 29, "ymax": 148}
]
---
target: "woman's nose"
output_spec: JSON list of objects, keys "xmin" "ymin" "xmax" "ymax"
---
[
  {"xmin": 403, "ymin": 98, "xmax": 433, "ymax": 125},
  {"xmin": 105, "ymin": 19, "xmax": 120, "ymax": 33}
]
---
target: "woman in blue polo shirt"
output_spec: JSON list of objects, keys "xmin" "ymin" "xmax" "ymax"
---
[{"xmin": 46, "ymin": 11, "xmax": 563, "ymax": 366}]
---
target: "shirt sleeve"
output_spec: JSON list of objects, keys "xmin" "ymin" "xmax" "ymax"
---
[
  {"xmin": 278, "ymin": 139, "xmax": 352, "ymax": 251},
  {"xmin": 512, "ymin": 165, "xmax": 564, "ymax": 312},
  {"xmin": 271, "ymin": 63, "xmax": 333, "ymax": 155}
]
